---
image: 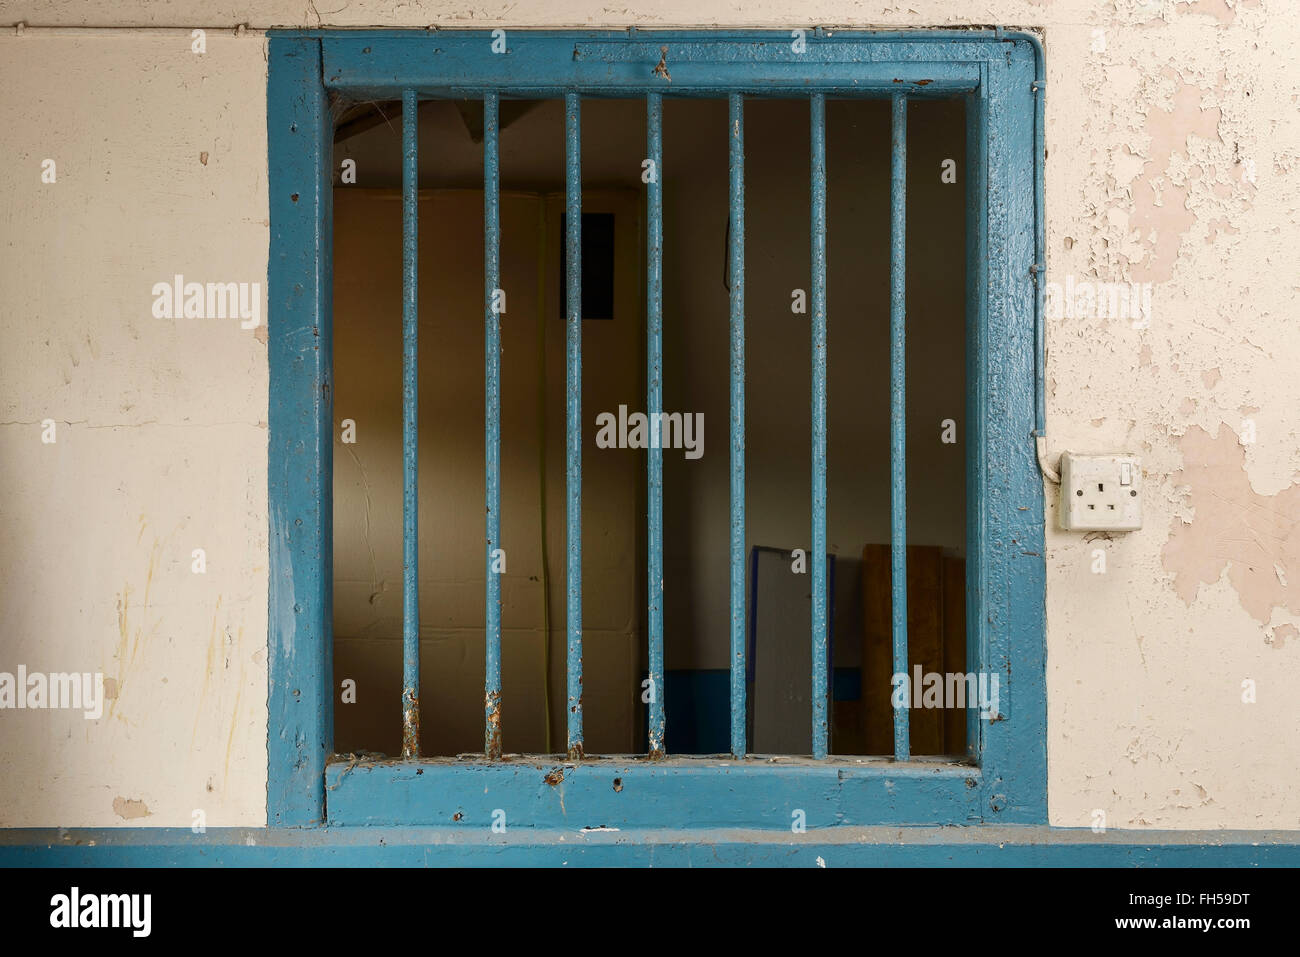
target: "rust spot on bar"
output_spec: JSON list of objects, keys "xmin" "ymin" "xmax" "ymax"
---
[
  {"xmin": 401, "ymin": 689, "xmax": 420, "ymax": 759},
  {"xmin": 567, "ymin": 743, "xmax": 585, "ymax": 760},
  {"xmin": 486, "ymin": 690, "xmax": 503, "ymax": 760},
  {"xmin": 544, "ymin": 767, "xmax": 565, "ymax": 786},
  {"xmin": 652, "ymin": 45, "xmax": 671, "ymax": 82},
  {"xmin": 453, "ymin": 812, "xmax": 463, "ymax": 821},
  {"xmin": 612, "ymin": 778, "xmax": 623, "ymax": 792},
  {"xmin": 915, "ymin": 79, "xmax": 933, "ymax": 86}
]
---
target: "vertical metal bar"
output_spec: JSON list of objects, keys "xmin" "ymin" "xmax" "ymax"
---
[
  {"xmin": 890, "ymin": 93, "xmax": 911, "ymax": 761},
  {"xmin": 728, "ymin": 93, "xmax": 747, "ymax": 759},
  {"xmin": 483, "ymin": 93, "xmax": 503, "ymax": 759},
  {"xmin": 400, "ymin": 89, "xmax": 420, "ymax": 759},
  {"xmin": 809, "ymin": 93, "xmax": 829, "ymax": 759},
  {"xmin": 964, "ymin": 75, "xmax": 987, "ymax": 761},
  {"xmin": 564, "ymin": 92, "xmax": 584, "ymax": 759},
  {"xmin": 646, "ymin": 92, "xmax": 666, "ymax": 758},
  {"xmin": 536, "ymin": 199, "xmax": 554, "ymax": 756}
]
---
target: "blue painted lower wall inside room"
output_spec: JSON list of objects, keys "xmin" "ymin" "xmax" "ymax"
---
[{"xmin": 2, "ymin": 827, "xmax": 1299, "ymax": 867}]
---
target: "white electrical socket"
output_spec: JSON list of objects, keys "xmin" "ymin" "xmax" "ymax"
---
[{"xmin": 1059, "ymin": 452, "xmax": 1143, "ymax": 531}]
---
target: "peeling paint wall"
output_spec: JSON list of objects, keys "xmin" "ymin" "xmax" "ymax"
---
[
  {"xmin": 1037, "ymin": 0, "xmax": 1300, "ymax": 830},
  {"xmin": 0, "ymin": 0, "xmax": 1296, "ymax": 830}
]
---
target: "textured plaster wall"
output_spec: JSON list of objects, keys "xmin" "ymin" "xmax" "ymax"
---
[{"xmin": 0, "ymin": 0, "xmax": 1296, "ymax": 829}]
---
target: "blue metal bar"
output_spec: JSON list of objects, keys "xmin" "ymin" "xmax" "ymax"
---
[
  {"xmin": 564, "ymin": 92, "xmax": 584, "ymax": 759},
  {"xmin": 809, "ymin": 93, "xmax": 829, "ymax": 760},
  {"xmin": 400, "ymin": 89, "xmax": 420, "ymax": 759},
  {"xmin": 483, "ymin": 93, "xmax": 503, "ymax": 759},
  {"xmin": 728, "ymin": 92, "xmax": 747, "ymax": 759},
  {"xmin": 535, "ymin": 200, "xmax": 554, "ymax": 756},
  {"xmin": 890, "ymin": 93, "xmax": 910, "ymax": 761},
  {"xmin": 646, "ymin": 92, "xmax": 665, "ymax": 758}
]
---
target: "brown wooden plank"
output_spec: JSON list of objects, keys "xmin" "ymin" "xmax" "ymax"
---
[
  {"xmin": 860, "ymin": 544, "xmax": 892, "ymax": 754},
  {"xmin": 861, "ymin": 544, "xmax": 954, "ymax": 756},
  {"xmin": 941, "ymin": 555, "xmax": 967, "ymax": 757},
  {"xmin": 906, "ymin": 545, "xmax": 944, "ymax": 755}
]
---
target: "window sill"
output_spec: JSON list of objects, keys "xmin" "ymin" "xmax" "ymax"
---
[{"xmin": 324, "ymin": 754, "xmax": 987, "ymax": 828}]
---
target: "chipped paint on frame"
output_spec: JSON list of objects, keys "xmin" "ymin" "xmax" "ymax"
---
[{"xmin": 265, "ymin": 29, "xmax": 1047, "ymax": 831}]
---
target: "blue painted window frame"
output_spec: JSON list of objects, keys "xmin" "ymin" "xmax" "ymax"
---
[{"xmin": 267, "ymin": 29, "xmax": 1046, "ymax": 829}]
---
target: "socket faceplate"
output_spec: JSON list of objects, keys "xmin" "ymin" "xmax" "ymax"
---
[{"xmin": 1059, "ymin": 453, "xmax": 1142, "ymax": 531}]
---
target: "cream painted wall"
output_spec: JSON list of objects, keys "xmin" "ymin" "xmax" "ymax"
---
[
  {"xmin": 0, "ymin": 32, "xmax": 270, "ymax": 826},
  {"xmin": 1, "ymin": 0, "xmax": 1297, "ymax": 830}
]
